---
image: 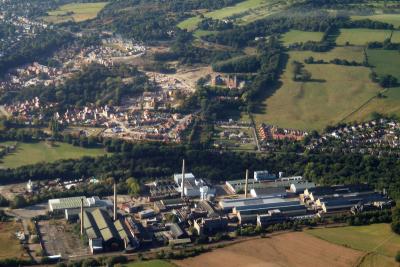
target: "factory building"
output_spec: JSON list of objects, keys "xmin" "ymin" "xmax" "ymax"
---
[
  {"xmin": 79, "ymin": 208, "xmax": 130, "ymax": 254},
  {"xmin": 219, "ymin": 195, "xmax": 292, "ymax": 213},
  {"xmin": 225, "ymin": 177, "xmax": 304, "ymax": 194},
  {"xmin": 250, "ymin": 187, "xmax": 287, "ymax": 198},
  {"xmin": 235, "ymin": 201, "xmax": 307, "ymax": 224},
  {"xmin": 303, "ymin": 184, "xmax": 375, "ymax": 203},
  {"xmin": 48, "ymin": 196, "xmax": 113, "ymax": 220},
  {"xmin": 254, "ymin": 171, "xmax": 276, "ymax": 181},
  {"xmin": 173, "ymin": 172, "xmax": 216, "ymax": 199},
  {"xmin": 194, "ymin": 216, "xmax": 228, "ymax": 235},
  {"xmin": 290, "ymin": 181, "xmax": 315, "ymax": 194}
]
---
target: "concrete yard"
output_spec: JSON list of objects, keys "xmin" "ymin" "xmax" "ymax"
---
[{"xmin": 39, "ymin": 220, "xmax": 89, "ymax": 258}]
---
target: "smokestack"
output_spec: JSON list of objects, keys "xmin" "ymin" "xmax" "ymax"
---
[
  {"xmin": 113, "ymin": 181, "xmax": 117, "ymax": 221},
  {"xmin": 181, "ymin": 159, "xmax": 185, "ymax": 198},
  {"xmin": 244, "ymin": 169, "xmax": 249, "ymax": 198},
  {"xmin": 80, "ymin": 198, "xmax": 84, "ymax": 236}
]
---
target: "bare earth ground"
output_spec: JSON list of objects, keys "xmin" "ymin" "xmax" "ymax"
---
[{"xmin": 174, "ymin": 232, "xmax": 363, "ymax": 267}]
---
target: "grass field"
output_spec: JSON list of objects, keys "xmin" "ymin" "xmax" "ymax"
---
[
  {"xmin": 178, "ymin": 0, "xmax": 277, "ymax": 31},
  {"xmin": 0, "ymin": 222, "xmax": 28, "ymax": 259},
  {"xmin": 352, "ymin": 14, "xmax": 400, "ymax": 28},
  {"xmin": 44, "ymin": 2, "xmax": 108, "ymax": 24},
  {"xmin": 0, "ymin": 141, "xmax": 107, "ymax": 169},
  {"xmin": 336, "ymin": 28, "xmax": 400, "ymax": 45},
  {"xmin": 367, "ymin": 49, "xmax": 400, "ymax": 80},
  {"xmin": 253, "ymin": 49, "xmax": 381, "ymax": 131},
  {"xmin": 346, "ymin": 49, "xmax": 400, "ymax": 121},
  {"xmin": 307, "ymin": 224, "xmax": 400, "ymax": 267},
  {"xmin": 123, "ymin": 260, "xmax": 176, "ymax": 267},
  {"xmin": 281, "ymin": 30, "xmax": 324, "ymax": 46}
]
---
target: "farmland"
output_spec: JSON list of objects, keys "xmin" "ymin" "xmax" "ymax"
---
[
  {"xmin": 0, "ymin": 141, "xmax": 107, "ymax": 169},
  {"xmin": 307, "ymin": 224, "xmax": 400, "ymax": 267},
  {"xmin": 346, "ymin": 49, "xmax": 400, "ymax": 121},
  {"xmin": 352, "ymin": 14, "xmax": 400, "ymax": 28},
  {"xmin": 177, "ymin": 0, "xmax": 285, "ymax": 31},
  {"xmin": 252, "ymin": 49, "xmax": 381, "ymax": 131},
  {"xmin": 43, "ymin": 2, "xmax": 108, "ymax": 24},
  {"xmin": 0, "ymin": 222, "xmax": 28, "ymax": 260},
  {"xmin": 336, "ymin": 28, "xmax": 400, "ymax": 45},
  {"xmin": 367, "ymin": 49, "xmax": 400, "ymax": 80},
  {"xmin": 281, "ymin": 30, "xmax": 324, "ymax": 46},
  {"xmin": 123, "ymin": 260, "xmax": 176, "ymax": 267},
  {"xmin": 173, "ymin": 232, "xmax": 363, "ymax": 267}
]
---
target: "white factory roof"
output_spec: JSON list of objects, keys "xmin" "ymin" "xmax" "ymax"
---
[
  {"xmin": 219, "ymin": 196, "xmax": 294, "ymax": 211},
  {"xmin": 48, "ymin": 196, "xmax": 112, "ymax": 212},
  {"xmin": 174, "ymin": 173, "xmax": 195, "ymax": 184}
]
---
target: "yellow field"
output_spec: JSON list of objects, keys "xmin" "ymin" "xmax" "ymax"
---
[
  {"xmin": 0, "ymin": 222, "xmax": 28, "ymax": 259},
  {"xmin": 352, "ymin": 14, "xmax": 400, "ymax": 28},
  {"xmin": 281, "ymin": 30, "xmax": 324, "ymax": 46},
  {"xmin": 336, "ymin": 28, "xmax": 400, "ymax": 45}
]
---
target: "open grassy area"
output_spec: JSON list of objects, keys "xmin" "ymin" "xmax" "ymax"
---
[
  {"xmin": 346, "ymin": 49, "xmax": 400, "ymax": 121},
  {"xmin": 253, "ymin": 49, "xmax": 381, "ymax": 131},
  {"xmin": 352, "ymin": 14, "xmax": 400, "ymax": 28},
  {"xmin": 0, "ymin": 222, "xmax": 28, "ymax": 259},
  {"xmin": 367, "ymin": 49, "xmax": 400, "ymax": 80},
  {"xmin": 44, "ymin": 2, "xmax": 108, "ymax": 24},
  {"xmin": 281, "ymin": 30, "xmax": 324, "ymax": 46},
  {"xmin": 123, "ymin": 260, "xmax": 176, "ymax": 267},
  {"xmin": 307, "ymin": 224, "xmax": 400, "ymax": 267},
  {"xmin": 0, "ymin": 141, "xmax": 107, "ymax": 169},
  {"xmin": 336, "ymin": 28, "xmax": 400, "ymax": 45},
  {"xmin": 178, "ymin": 0, "xmax": 282, "ymax": 31}
]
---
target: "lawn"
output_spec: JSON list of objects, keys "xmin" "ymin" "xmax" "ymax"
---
[
  {"xmin": 0, "ymin": 222, "xmax": 28, "ymax": 259},
  {"xmin": 307, "ymin": 224, "xmax": 400, "ymax": 267},
  {"xmin": 352, "ymin": 14, "xmax": 400, "ymax": 28},
  {"xmin": 252, "ymin": 50, "xmax": 381, "ymax": 131},
  {"xmin": 281, "ymin": 30, "xmax": 324, "ymax": 46},
  {"xmin": 123, "ymin": 260, "xmax": 176, "ymax": 267},
  {"xmin": 336, "ymin": 28, "xmax": 400, "ymax": 45},
  {"xmin": 0, "ymin": 141, "xmax": 107, "ymax": 169},
  {"xmin": 44, "ymin": 2, "xmax": 108, "ymax": 24}
]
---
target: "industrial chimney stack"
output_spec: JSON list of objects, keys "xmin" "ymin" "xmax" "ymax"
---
[
  {"xmin": 181, "ymin": 159, "xmax": 185, "ymax": 199},
  {"xmin": 113, "ymin": 181, "xmax": 117, "ymax": 221},
  {"xmin": 244, "ymin": 169, "xmax": 249, "ymax": 198},
  {"xmin": 80, "ymin": 197, "xmax": 84, "ymax": 236}
]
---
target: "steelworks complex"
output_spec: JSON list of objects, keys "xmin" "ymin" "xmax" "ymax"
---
[{"xmin": 43, "ymin": 160, "xmax": 393, "ymax": 258}]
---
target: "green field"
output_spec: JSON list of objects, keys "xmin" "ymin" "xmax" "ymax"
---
[
  {"xmin": 307, "ymin": 224, "xmax": 400, "ymax": 267},
  {"xmin": 346, "ymin": 49, "xmax": 400, "ymax": 121},
  {"xmin": 0, "ymin": 141, "xmax": 107, "ymax": 169},
  {"xmin": 336, "ymin": 28, "xmax": 400, "ymax": 45},
  {"xmin": 281, "ymin": 30, "xmax": 324, "ymax": 46},
  {"xmin": 368, "ymin": 49, "xmax": 400, "ymax": 80},
  {"xmin": 44, "ymin": 2, "xmax": 108, "ymax": 24},
  {"xmin": 178, "ymin": 0, "xmax": 281, "ymax": 31},
  {"xmin": 352, "ymin": 14, "xmax": 400, "ymax": 28},
  {"xmin": 253, "ymin": 49, "xmax": 381, "ymax": 131},
  {"xmin": 123, "ymin": 260, "xmax": 176, "ymax": 267}
]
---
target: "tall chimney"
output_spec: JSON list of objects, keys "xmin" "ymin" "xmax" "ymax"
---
[
  {"xmin": 244, "ymin": 169, "xmax": 249, "ymax": 198},
  {"xmin": 80, "ymin": 198, "xmax": 84, "ymax": 236},
  {"xmin": 181, "ymin": 159, "xmax": 185, "ymax": 198},
  {"xmin": 113, "ymin": 181, "xmax": 117, "ymax": 221}
]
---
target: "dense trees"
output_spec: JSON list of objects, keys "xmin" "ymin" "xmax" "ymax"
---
[
  {"xmin": 212, "ymin": 55, "xmax": 260, "ymax": 73},
  {"xmin": 0, "ymin": 30, "xmax": 73, "ymax": 77},
  {"xmin": 10, "ymin": 63, "xmax": 149, "ymax": 107}
]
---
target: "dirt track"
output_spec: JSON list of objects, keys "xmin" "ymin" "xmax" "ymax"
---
[{"xmin": 174, "ymin": 232, "xmax": 363, "ymax": 267}]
